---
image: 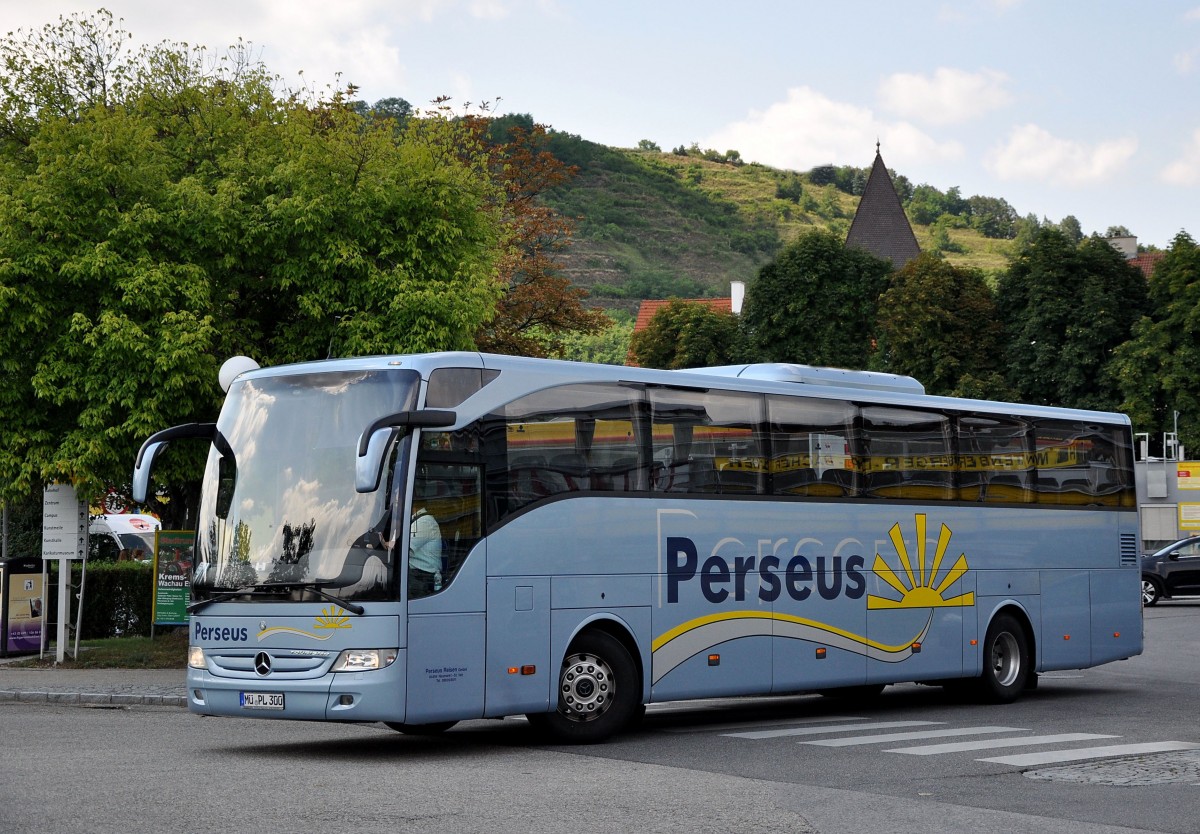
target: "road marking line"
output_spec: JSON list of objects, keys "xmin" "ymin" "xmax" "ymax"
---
[
  {"xmin": 724, "ymin": 720, "xmax": 939, "ymax": 740},
  {"xmin": 664, "ymin": 715, "xmax": 867, "ymax": 734},
  {"xmin": 979, "ymin": 741, "xmax": 1200, "ymax": 767},
  {"xmin": 803, "ymin": 726, "xmax": 1027, "ymax": 747},
  {"xmin": 889, "ymin": 733, "xmax": 1119, "ymax": 755}
]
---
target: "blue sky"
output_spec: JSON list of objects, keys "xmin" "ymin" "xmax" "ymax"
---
[{"xmin": 5, "ymin": 1, "xmax": 1198, "ymax": 249}]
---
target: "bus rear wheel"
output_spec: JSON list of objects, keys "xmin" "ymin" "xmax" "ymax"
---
[
  {"xmin": 528, "ymin": 630, "xmax": 639, "ymax": 744},
  {"xmin": 975, "ymin": 614, "xmax": 1030, "ymax": 703}
]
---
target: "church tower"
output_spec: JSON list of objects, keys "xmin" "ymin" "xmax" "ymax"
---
[{"xmin": 844, "ymin": 143, "xmax": 920, "ymax": 269}]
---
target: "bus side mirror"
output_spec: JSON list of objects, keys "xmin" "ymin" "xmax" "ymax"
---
[
  {"xmin": 355, "ymin": 410, "xmax": 457, "ymax": 493},
  {"xmin": 356, "ymin": 427, "xmax": 396, "ymax": 493},
  {"xmin": 132, "ymin": 423, "xmax": 218, "ymax": 503}
]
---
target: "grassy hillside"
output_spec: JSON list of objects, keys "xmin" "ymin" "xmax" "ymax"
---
[{"xmin": 540, "ymin": 135, "xmax": 1018, "ymax": 312}]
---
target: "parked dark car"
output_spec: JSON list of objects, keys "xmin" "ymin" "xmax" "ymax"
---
[{"xmin": 1142, "ymin": 536, "xmax": 1200, "ymax": 605}]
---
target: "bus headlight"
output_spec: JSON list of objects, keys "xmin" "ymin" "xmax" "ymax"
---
[
  {"xmin": 188, "ymin": 646, "xmax": 206, "ymax": 669},
  {"xmin": 331, "ymin": 648, "xmax": 398, "ymax": 672}
]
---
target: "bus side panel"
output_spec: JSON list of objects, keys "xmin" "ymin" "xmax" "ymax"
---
[
  {"xmin": 405, "ymin": 612, "xmax": 485, "ymax": 723},
  {"xmin": 866, "ymin": 591, "xmax": 964, "ymax": 685},
  {"xmin": 484, "ymin": 576, "xmax": 552, "ymax": 717},
  {"xmin": 773, "ymin": 623, "xmax": 864, "ymax": 692},
  {"xmin": 652, "ymin": 635, "xmax": 775, "ymax": 701},
  {"xmin": 1039, "ymin": 570, "xmax": 1092, "ymax": 669},
  {"xmin": 1089, "ymin": 568, "xmax": 1142, "ymax": 664}
]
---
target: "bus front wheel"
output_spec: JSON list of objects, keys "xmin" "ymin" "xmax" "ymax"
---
[
  {"xmin": 976, "ymin": 614, "xmax": 1030, "ymax": 703},
  {"xmin": 528, "ymin": 630, "xmax": 640, "ymax": 744}
]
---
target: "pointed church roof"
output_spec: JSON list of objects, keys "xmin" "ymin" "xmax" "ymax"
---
[{"xmin": 844, "ymin": 145, "xmax": 920, "ymax": 269}]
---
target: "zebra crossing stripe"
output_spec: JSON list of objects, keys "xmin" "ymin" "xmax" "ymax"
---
[
  {"xmin": 664, "ymin": 715, "xmax": 868, "ymax": 734},
  {"xmin": 723, "ymin": 720, "xmax": 939, "ymax": 740},
  {"xmin": 979, "ymin": 741, "xmax": 1200, "ymax": 767},
  {"xmin": 803, "ymin": 725, "xmax": 1027, "ymax": 747},
  {"xmin": 890, "ymin": 732, "xmax": 1119, "ymax": 755}
]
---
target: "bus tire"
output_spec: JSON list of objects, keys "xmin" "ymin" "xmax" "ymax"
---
[
  {"xmin": 384, "ymin": 721, "xmax": 457, "ymax": 735},
  {"xmin": 975, "ymin": 613, "xmax": 1030, "ymax": 703},
  {"xmin": 529, "ymin": 629, "xmax": 640, "ymax": 744}
]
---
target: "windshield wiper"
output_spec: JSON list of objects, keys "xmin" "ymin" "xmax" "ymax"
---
[
  {"xmin": 254, "ymin": 582, "xmax": 366, "ymax": 616},
  {"xmin": 187, "ymin": 583, "xmax": 365, "ymax": 616},
  {"xmin": 186, "ymin": 585, "xmax": 259, "ymax": 614}
]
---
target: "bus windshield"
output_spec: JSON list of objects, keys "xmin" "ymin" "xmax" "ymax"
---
[{"xmin": 192, "ymin": 368, "xmax": 419, "ymax": 603}]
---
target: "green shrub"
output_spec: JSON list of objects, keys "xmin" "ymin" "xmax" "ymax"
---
[{"xmin": 45, "ymin": 561, "xmax": 155, "ymax": 639}]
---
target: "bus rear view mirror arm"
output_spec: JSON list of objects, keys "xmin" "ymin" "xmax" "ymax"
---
[
  {"xmin": 132, "ymin": 423, "xmax": 217, "ymax": 504},
  {"xmin": 355, "ymin": 409, "xmax": 457, "ymax": 493}
]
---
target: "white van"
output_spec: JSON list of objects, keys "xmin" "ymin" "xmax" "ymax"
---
[{"xmin": 89, "ymin": 513, "xmax": 161, "ymax": 562}]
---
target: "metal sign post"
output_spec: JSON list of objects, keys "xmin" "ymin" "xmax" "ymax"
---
[{"xmin": 41, "ymin": 484, "xmax": 87, "ymax": 663}]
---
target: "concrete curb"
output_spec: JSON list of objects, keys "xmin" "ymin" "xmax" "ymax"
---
[{"xmin": 0, "ymin": 688, "xmax": 187, "ymax": 707}]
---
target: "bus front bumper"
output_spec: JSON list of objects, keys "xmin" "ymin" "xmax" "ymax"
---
[{"xmin": 186, "ymin": 650, "xmax": 407, "ymax": 722}]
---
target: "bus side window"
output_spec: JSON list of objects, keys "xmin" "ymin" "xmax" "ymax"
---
[
  {"xmin": 766, "ymin": 395, "xmax": 859, "ymax": 497},
  {"xmin": 482, "ymin": 383, "xmax": 646, "ymax": 529},
  {"xmin": 1033, "ymin": 420, "xmax": 1135, "ymax": 507},
  {"xmin": 860, "ymin": 406, "xmax": 955, "ymax": 501},
  {"xmin": 957, "ymin": 415, "xmax": 1034, "ymax": 504},
  {"xmin": 648, "ymin": 388, "xmax": 766, "ymax": 496}
]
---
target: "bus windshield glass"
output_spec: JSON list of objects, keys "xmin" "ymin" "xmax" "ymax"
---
[{"xmin": 192, "ymin": 368, "xmax": 420, "ymax": 603}]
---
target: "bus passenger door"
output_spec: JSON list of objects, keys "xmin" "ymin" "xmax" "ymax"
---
[{"xmin": 404, "ymin": 458, "xmax": 488, "ymax": 725}]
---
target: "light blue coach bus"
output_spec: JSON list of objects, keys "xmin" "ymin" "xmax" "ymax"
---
[{"xmin": 133, "ymin": 352, "xmax": 1142, "ymax": 743}]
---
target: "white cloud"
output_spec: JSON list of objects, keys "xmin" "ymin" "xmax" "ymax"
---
[
  {"xmin": 703, "ymin": 86, "xmax": 962, "ymax": 171},
  {"xmin": 985, "ymin": 124, "xmax": 1137, "ymax": 186},
  {"xmin": 878, "ymin": 68, "xmax": 1011, "ymax": 125},
  {"xmin": 1160, "ymin": 128, "xmax": 1200, "ymax": 186},
  {"xmin": 1174, "ymin": 46, "xmax": 1200, "ymax": 74}
]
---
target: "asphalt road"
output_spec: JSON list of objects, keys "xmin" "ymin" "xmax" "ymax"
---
[{"xmin": 1, "ymin": 602, "xmax": 1197, "ymax": 834}]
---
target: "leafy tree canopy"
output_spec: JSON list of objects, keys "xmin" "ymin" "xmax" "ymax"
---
[
  {"xmin": 628, "ymin": 300, "xmax": 743, "ymax": 370},
  {"xmin": 1111, "ymin": 232, "xmax": 1200, "ymax": 452},
  {"xmin": 0, "ymin": 10, "xmax": 508, "ymax": 512},
  {"xmin": 740, "ymin": 229, "xmax": 892, "ymax": 368},
  {"xmin": 996, "ymin": 229, "xmax": 1148, "ymax": 411},
  {"xmin": 873, "ymin": 253, "xmax": 1008, "ymax": 398}
]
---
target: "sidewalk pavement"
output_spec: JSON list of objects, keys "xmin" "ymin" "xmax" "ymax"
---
[{"xmin": 0, "ymin": 655, "xmax": 187, "ymax": 707}]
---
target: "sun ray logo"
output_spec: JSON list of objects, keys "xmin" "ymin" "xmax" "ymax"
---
[
  {"xmin": 867, "ymin": 513, "xmax": 975, "ymax": 609},
  {"xmin": 314, "ymin": 606, "xmax": 352, "ymax": 630},
  {"xmin": 258, "ymin": 606, "xmax": 353, "ymax": 641}
]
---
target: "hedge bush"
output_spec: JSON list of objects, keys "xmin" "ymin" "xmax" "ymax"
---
[{"xmin": 44, "ymin": 561, "xmax": 154, "ymax": 639}]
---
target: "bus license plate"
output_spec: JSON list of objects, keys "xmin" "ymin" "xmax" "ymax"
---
[{"xmin": 240, "ymin": 691, "xmax": 285, "ymax": 710}]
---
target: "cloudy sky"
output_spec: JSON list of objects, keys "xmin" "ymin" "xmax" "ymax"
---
[{"xmin": 4, "ymin": 1, "xmax": 1198, "ymax": 248}]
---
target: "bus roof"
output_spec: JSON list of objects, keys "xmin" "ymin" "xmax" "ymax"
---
[{"xmin": 227, "ymin": 352, "xmax": 1131, "ymax": 428}]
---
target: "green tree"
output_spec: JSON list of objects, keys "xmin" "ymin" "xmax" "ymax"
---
[
  {"xmin": 1111, "ymin": 232, "xmax": 1200, "ymax": 453},
  {"xmin": 551, "ymin": 316, "xmax": 634, "ymax": 365},
  {"xmin": 967, "ymin": 195, "xmax": 1018, "ymax": 239},
  {"xmin": 741, "ymin": 229, "xmax": 892, "ymax": 368},
  {"xmin": 0, "ymin": 12, "xmax": 505, "ymax": 517},
  {"xmin": 996, "ymin": 229, "xmax": 1149, "ymax": 411},
  {"xmin": 1057, "ymin": 215, "xmax": 1084, "ymax": 244},
  {"xmin": 873, "ymin": 253, "xmax": 1006, "ymax": 397},
  {"xmin": 628, "ymin": 300, "xmax": 743, "ymax": 369}
]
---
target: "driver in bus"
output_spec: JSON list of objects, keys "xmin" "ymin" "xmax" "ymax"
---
[{"xmin": 408, "ymin": 505, "xmax": 443, "ymax": 597}]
